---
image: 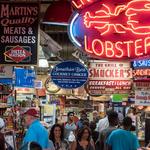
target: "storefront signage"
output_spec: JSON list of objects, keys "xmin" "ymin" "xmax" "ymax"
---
[
  {"xmin": 134, "ymin": 80, "xmax": 150, "ymax": 89},
  {"xmin": 86, "ymin": 61, "xmax": 132, "ymax": 95},
  {"xmin": 0, "ymin": 2, "xmax": 39, "ymax": 65},
  {"xmin": 51, "ymin": 61, "xmax": 88, "ymax": 89},
  {"xmin": 132, "ymin": 69, "xmax": 150, "ymax": 77},
  {"xmin": 0, "ymin": 66, "xmax": 12, "ymax": 78},
  {"xmin": 14, "ymin": 68, "xmax": 36, "ymax": 88},
  {"xmin": 69, "ymin": 0, "xmax": 150, "ymax": 60},
  {"xmin": 135, "ymin": 90, "xmax": 150, "ymax": 106},
  {"xmin": 34, "ymin": 80, "xmax": 42, "ymax": 89},
  {"xmin": 132, "ymin": 59, "xmax": 150, "ymax": 69}
]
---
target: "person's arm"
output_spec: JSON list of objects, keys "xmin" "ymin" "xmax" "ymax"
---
[{"xmin": 71, "ymin": 141, "xmax": 77, "ymax": 150}]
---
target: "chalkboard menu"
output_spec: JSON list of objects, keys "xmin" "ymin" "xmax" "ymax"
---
[{"xmin": 0, "ymin": 2, "xmax": 39, "ymax": 65}]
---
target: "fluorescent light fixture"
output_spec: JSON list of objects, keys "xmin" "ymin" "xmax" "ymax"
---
[{"xmin": 42, "ymin": 22, "xmax": 69, "ymax": 26}]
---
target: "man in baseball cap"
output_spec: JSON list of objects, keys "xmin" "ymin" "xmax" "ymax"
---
[{"xmin": 22, "ymin": 108, "xmax": 52, "ymax": 149}]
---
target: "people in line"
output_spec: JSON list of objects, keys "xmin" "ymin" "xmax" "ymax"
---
[
  {"xmin": 49, "ymin": 124, "xmax": 69, "ymax": 150},
  {"xmin": 71, "ymin": 126, "xmax": 95, "ymax": 150},
  {"xmin": 96, "ymin": 110, "xmax": 119, "ymax": 150},
  {"xmin": 22, "ymin": 108, "xmax": 54, "ymax": 150},
  {"xmin": 64, "ymin": 112, "xmax": 77, "ymax": 141},
  {"xmin": 106, "ymin": 116, "xmax": 140, "ymax": 150}
]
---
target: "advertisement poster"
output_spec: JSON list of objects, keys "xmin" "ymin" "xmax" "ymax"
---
[
  {"xmin": 86, "ymin": 60, "xmax": 132, "ymax": 96},
  {"xmin": 135, "ymin": 90, "xmax": 150, "ymax": 106},
  {"xmin": 0, "ymin": 2, "xmax": 39, "ymax": 65}
]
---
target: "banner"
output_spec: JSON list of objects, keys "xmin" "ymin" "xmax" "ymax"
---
[{"xmin": 0, "ymin": 2, "xmax": 39, "ymax": 65}]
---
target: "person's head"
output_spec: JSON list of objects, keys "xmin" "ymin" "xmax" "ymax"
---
[
  {"xmin": 93, "ymin": 111, "xmax": 98, "ymax": 118},
  {"xmin": 122, "ymin": 116, "xmax": 132, "ymax": 130},
  {"xmin": 106, "ymin": 108, "xmax": 113, "ymax": 116},
  {"xmin": 83, "ymin": 118, "xmax": 90, "ymax": 127},
  {"xmin": 49, "ymin": 124, "xmax": 64, "ymax": 143},
  {"xmin": 19, "ymin": 141, "xmax": 42, "ymax": 150},
  {"xmin": 77, "ymin": 126, "xmax": 91, "ymax": 141},
  {"xmin": 80, "ymin": 112, "xmax": 87, "ymax": 121},
  {"xmin": 108, "ymin": 111, "xmax": 118, "ymax": 126},
  {"xmin": 67, "ymin": 111, "xmax": 74, "ymax": 122},
  {"xmin": 23, "ymin": 108, "xmax": 39, "ymax": 127}
]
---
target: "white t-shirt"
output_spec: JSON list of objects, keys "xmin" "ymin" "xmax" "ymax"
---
[{"xmin": 96, "ymin": 116, "xmax": 109, "ymax": 132}]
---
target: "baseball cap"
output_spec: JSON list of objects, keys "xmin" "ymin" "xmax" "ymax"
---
[
  {"xmin": 0, "ymin": 118, "xmax": 5, "ymax": 129},
  {"xmin": 24, "ymin": 108, "xmax": 39, "ymax": 117}
]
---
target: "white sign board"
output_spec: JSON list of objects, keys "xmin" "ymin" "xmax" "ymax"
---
[{"xmin": 135, "ymin": 90, "xmax": 150, "ymax": 106}]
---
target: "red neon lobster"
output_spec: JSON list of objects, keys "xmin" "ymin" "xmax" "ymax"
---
[{"xmin": 84, "ymin": 0, "xmax": 150, "ymax": 35}]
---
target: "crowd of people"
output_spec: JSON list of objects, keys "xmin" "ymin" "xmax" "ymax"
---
[{"xmin": 0, "ymin": 107, "xmax": 150, "ymax": 150}]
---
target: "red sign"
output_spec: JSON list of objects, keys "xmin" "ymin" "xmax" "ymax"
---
[
  {"xmin": 85, "ymin": 61, "xmax": 132, "ymax": 95},
  {"xmin": 132, "ymin": 69, "xmax": 150, "ymax": 76},
  {"xmin": 69, "ymin": 0, "xmax": 150, "ymax": 60},
  {"xmin": 4, "ymin": 45, "xmax": 32, "ymax": 63},
  {"xmin": 134, "ymin": 80, "xmax": 150, "ymax": 88}
]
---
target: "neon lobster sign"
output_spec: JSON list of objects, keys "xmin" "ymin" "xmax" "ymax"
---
[{"xmin": 68, "ymin": 0, "xmax": 150, "ymax": 60}]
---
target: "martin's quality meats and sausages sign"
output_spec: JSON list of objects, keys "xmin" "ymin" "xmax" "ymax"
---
[
  {"xmin": 0, "ymin": 2, "xmax": 39, "ymax": 65},
  {"xmin": 86, "ymin": 61, "xmax": 132, "ymax": 95}
]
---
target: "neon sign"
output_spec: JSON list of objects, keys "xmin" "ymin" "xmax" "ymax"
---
[
  {"xmin": 132, "ymin": 59, "xmax": 150, "ymax": 68},
  {"xmin": 69, "ymin": 0, "xmax": 150, "ymax": 60}
]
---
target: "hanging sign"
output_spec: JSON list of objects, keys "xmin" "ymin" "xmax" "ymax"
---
[
  {"xmin": 135, "ymin": 90, "xmax": 150, "ymax": 106},
  {"xmin": 134, "ymin": 80, "xmax": 150, "ymax": 89},
  {"xmin": 85, "ymin": 61, "xmax": 132, "ymax": 95},
  {"xmin": 69, "ymin": 0, "xmax": 150, "ymax": 60},
  {"xmin": 0, "ymin": 2, "xmax": 39, "ymax": 65},
  {"xmin": 51, "ymin": 61, "xmax": 88, "ymax": 89},
  {"xmin": 14, "ymin": 68, "xmax": 36, "ymax": 88},
  {"xmin": 131, "ymin": 59, "xmax": 150, "ymax": 69}
]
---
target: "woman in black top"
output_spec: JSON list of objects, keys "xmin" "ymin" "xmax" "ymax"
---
[
  {"xmin": 71, "ymin": 126, "xmax": 95, "ymax": 150},
  {"xmin": 49, "ymin": 124, "xmax": 69, "ymax": 150}
]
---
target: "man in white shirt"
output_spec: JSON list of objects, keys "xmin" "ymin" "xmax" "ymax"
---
[{"xmin": 96, "ymin": 109, "xmax": 112, "ymax": 132}]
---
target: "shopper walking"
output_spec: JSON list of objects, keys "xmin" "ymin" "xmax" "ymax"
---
[
  {"xmin": 106, "ymin": 116, "xmax": 140, "ymax": 150},
  {"xmin": 96, "ymin": 111, "xmax": 118, "ymax": 150},
  {"xmin": 71, "ymin": 126, "xmax": 95, "ymax": 150},
  {"xmin": 22, "ymin": 108, "xmax": 53, "ymax": 150},
  {"xmin": 96, "ymin": 109, "xmax": 112, "ymax": 132},
  {"xmin": 49, "ymin": 124, "xmax": 69, "ymax": 150},
  {"xmin": 64, "ymin": 112, "xmax": 77, "ymax": 142}
]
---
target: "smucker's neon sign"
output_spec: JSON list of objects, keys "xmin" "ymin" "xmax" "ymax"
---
[{"xmin": 68, "ymin": 0, "xmax": 150, "ymax": 60}]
